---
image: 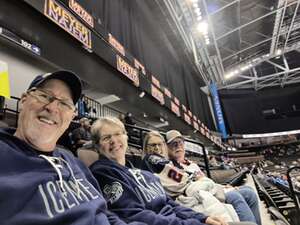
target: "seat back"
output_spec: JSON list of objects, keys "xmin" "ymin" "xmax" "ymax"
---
[{"xmin": 77, "ymin": 148, "xmax": 99, "ymax": 167}]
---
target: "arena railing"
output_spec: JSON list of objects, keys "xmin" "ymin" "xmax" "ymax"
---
[{"xmin": 1, "ymin": 96, "xmax": 20, "ymax": 127}]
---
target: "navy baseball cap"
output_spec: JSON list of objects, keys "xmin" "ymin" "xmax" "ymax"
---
[{"xmin": 28, "ymin": 70, "xmax": 82, "ymax": 104}]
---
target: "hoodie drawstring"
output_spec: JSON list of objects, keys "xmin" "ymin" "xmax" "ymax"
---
[{"xmin": 39, "ymin": 155, "xmax": 80, "ymax": 196}]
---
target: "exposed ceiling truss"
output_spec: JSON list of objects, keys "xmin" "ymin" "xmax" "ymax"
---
[{"xmin": 156, "ymin": 0, "xmax": 300, "ymax": 90}]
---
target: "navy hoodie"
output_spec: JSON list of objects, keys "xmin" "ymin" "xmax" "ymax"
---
[
  {"xmin": 90, "ymin": 156, "xmax": 209, "ymax": 225},
  {"xmin": 0, "ymin": 128, "xmax": 140, "ymax": 225}
]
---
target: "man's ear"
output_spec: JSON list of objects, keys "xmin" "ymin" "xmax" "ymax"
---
[
  {"xmin": 19, "ymin": 93, "xmax": 27, "ymax": 109},
  {"xmin": 71, "ymin": 112, "xmax": 76, "ymax": 120}
]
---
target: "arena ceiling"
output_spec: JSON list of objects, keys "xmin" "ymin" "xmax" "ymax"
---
[{"xmin": 151, "ymin": 0, "xmax": 300, "ymax": 90}]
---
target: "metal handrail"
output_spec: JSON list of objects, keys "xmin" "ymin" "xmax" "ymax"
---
[{"xmin": 1, "ymin": 96, "xmax": 20, "ymax": 127}]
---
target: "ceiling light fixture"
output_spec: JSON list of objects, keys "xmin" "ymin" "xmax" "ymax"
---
[
  {"xmin": 197, "ymin": 21, "xmax": 208, "ymax": 34},
  {"xmin": 194, "ymin": 8, "xmax": 201, "ymax": 14},
  {"xmin": 139, "ymin": 91, "xmax": 145, "ymax": 98},
  {"xmin": 275, "ymin": 49, "xmax": 282, "ymax": 59},
  {"xmin": 224, "ymin": 73, "xmax": 233, "ymax": 79}
]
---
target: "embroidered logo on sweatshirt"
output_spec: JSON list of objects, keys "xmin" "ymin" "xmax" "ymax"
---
[{"xmin": 103, "ymin": 181, "xmax": 123, "ymax": 204}]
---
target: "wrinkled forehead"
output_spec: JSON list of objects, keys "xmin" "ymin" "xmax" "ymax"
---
[{"xmin": 39, "ymin": 79, "xmax": 73, "ymax": 100}]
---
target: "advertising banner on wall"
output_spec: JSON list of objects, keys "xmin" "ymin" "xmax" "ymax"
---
[
  {"xmin": 0, "ymin": 61, "xmax": 10, "ymax": 98},
  {"xmin": 209, "ymin": 82, "xmax": 227, "ymax": 139},
  {"xmin": 44, "ymin": 0, "xmax": 92, "ymax": 49}
]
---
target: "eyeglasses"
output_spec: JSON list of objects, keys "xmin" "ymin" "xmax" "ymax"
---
[
  {"xmin": 147, "ymin": 142, "xmax": 164, "ymax": 148},
  {"xmin": 168, "ymin": 139, "xmax": 184, "ymax": 148},
  {"xmin": 100, "ymin": 131, "xmax": 126, "ymax": 143},
  {"xmin": 27, "ymin": 88, "xmax": 75, "ymax": 111}
]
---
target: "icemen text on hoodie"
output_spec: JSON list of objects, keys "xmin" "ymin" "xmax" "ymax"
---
[
  {"xmin": 0, "ymin": 128, "xmax": 141, "ymax": 225},
  {"xmin": 90, "ymin": 156, "xmax": 209, "ymax": 225}
]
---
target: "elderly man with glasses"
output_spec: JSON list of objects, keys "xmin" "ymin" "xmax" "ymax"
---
[
  {"xmin": 0, "ymin": 71, "xmax": 144, "ymax": 225},
  {"xmin": 166, "ymin": 130, "xmax": 261, "ymax": 225}
]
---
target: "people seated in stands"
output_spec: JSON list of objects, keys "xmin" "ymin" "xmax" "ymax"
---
[
  {"xmin": 208, "ymin": 155, "xmax": 220, "ymax": 167},
  {"xmin": 0, "ymin": 71, "xmax": 137, "ymax": 225},
  {"xmin": 141, "ymin": 131, "xmax": 242, "ymax": 223},
  {"xmin": 77, "ymin": 94, "xmax": 90, "ymax": 118},
  {"xmin": 142, "ymin": 129, "xmax": 261, "ymax": 225},
  {"xmin": 71, "ymin": 117, "xmax": 92, "ymax": 149},
  {"xmin": 90, "ymin": 117, "xmax": 238, "ymax": 225},
  {"xmin": 124, "ymin": 112, "xmax": 135, "ymax": 125}
]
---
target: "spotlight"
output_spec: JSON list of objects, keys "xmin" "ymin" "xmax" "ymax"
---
[
  {"xmin": 197, "ymin": 21, "xmax": 208, "ymax": 34},
  {"xmin": 197, "ymin": 15, "xmax": 202, "ymax": 21},
  {"xmin": 139, "ymin": 91, "xmax": 145, "ymax": 98},
  {"xmin": 192, "ymin": 2, "xmax": 198, "ymax": 8},
  {"xmin": 275, "ymin": 49, "xmax": 282, "ymax": 59}
]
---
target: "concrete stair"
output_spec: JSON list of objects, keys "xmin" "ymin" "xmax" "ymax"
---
[{"xmin": 244, "ymin": 174, "xmax": 276, "ymax": 225}]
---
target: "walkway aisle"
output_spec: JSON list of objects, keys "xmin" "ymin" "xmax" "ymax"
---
[{"xmin": 244, "ymin": 174, "xmax": 276, "ymax": 225}]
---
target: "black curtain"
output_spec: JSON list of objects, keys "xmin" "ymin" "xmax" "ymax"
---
[
  {"xmin": 77, "ymin": 0, "xmax": 215, "ymax": 129},
  {"xmin": 219, "ymin": 85, "xmax": 300, "ymax": 134}
]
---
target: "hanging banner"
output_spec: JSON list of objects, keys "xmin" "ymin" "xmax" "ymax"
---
[
  {"xmin": 209, "ymin": 83, "xmax": 227, "ymax": 139},
  {"xmin": 174, "ymin": 97, "xmax": 180, "ymax": 106},
  {"xmin": 109, "ymin": 33, "xmax": 125, "ymax": 56},
  {"xmin": 164, "ymin": 87, "xmax": 171, "ymax": 98},
  {"xmin": 0, "ymin": 61, "xmax": 10, "ymax": 98},
  {"xmin": 151, "ymin": 84, "xmax": 165, "ymax": 105},
  {"xmin": 193, "ymin": 120, "xmax": 199, "ymax": 130},
  {"xmin": 151, "ymin": 75, "xmax": 160, "ymax": 88},
  {"xmin": 69, "ymin": 0, "xmax": 94, "ymax": 28},
  {"xmin": 184, "ymin": 113, "xmax": 191, "ymax": 125},
  {"xmin": 171, "ymin": 101, "xmax": 180, "ymax": 117},
  {"xmin": 44, "ymin": 0, "xmax": 92, "ymax": 49},
  {"xmin": 116, "ymin": 55, "xmax": 139, "ymax": 87}
]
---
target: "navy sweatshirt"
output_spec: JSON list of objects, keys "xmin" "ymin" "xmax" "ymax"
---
[
  {"xmin": 0, "ymin": 128, "xmax": 139, "ymax": 225},
  {"xmin": 90, "ymin": 156, "xmax": 209, "ymax": 225}
]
